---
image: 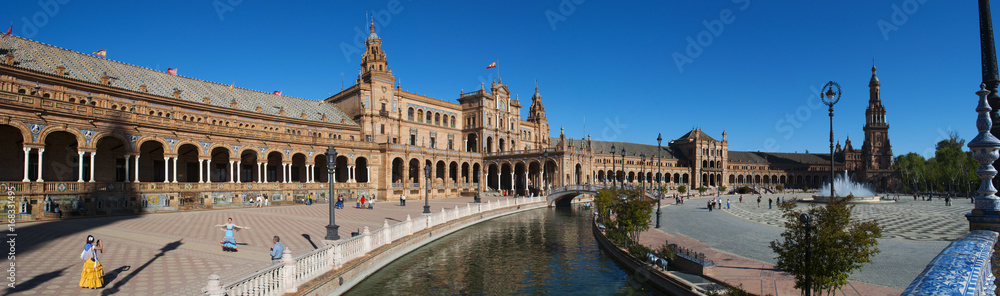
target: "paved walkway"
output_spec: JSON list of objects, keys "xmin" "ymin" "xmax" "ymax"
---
[
  {"xmin": 4, "ymin": 195, "xmax": 509, "ymax": 296},
  {"xmin": 640, "ymin": 193, "xmax": 969, "ymax": 295}
]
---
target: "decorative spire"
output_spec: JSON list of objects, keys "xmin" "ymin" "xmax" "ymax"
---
[
  {"xmin": 369, "ymin": 12, "xmax": 374, "ymax": 33},
  {"xmin": 968, "ymin": 83, "xmax": 1000, "ymax": 218},
  {"xmin": 869, "ymin": 62, "xmax": 880, "ymax": 87}
]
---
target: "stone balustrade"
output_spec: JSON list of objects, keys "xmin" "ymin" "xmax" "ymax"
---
[
  {"xmin": 203, "ymin": 196, "xmax": 544, "ymax": 296},
  {"xmin": 901, "ymin": 230, "xmax": 998, "ymax": 296}
]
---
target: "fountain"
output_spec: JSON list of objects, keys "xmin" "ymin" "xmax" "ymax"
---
[{"xmin": 810, "ymin": 170, "xmax": 885, "ymax": 203}]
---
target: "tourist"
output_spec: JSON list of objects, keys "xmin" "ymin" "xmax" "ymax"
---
[
  {"xmin": 337, "ymin": 195, "xmax": 344, "ymax": 209},
  {"xmin": 79, "ymin": 235, "xmax": 104, "ymax": 289},
  {"xmin": 400, "ymin": 194, "xmax": 406, "ymax": 206},
  {"xmin": 757, "ymin": 196, "xmax": 761, "ymax": 207},
  {"xmin": 256, "ymin": 194, "xmax": 263, "ymax": 208},
  {"xmin": 367, "ymin": 195, "xmax": 374, "ymax": 209},
  {"xmin": 359, "ymin": 195, "xmax": 366, "ymax": 209},
  {"xmin": 768, "ymin": 198, "xmax": 773, "ymax": 209},
  {"xmin": 708, "ymin": 200, "xmax": 713, "ymax": 212},
  {"xmin": 270, "ymin": 236, "xmax": 284, "ymax": 265},
  {"xmin": 216, "ymin": 218, "xmax": 249, "ymax": 252},
  {"xmin": 726, "ymin": 199, "xmax": 730, "ymax": 209}
]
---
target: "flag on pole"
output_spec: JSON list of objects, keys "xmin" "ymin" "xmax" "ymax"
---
[
  {"xmin": 486, "ymin": 61, "xmax": 497, "ymax": 69},
  {"xmin": 167, "ymin": 68, "xmax": 178, "ymax": 75},
  {"xmin": 91, "ymin": 50, "xmax": 107, "ymax": 57},
  {"xmin": 229, "ymin": 81, "xmax": 234, "ymax": 89},
  {"xmin": 272, "ymin": 91, "xmax": 282, "ymax": 96},
  {"xmin": 3, "ymin": 22, "xmax": 11, "ymax": 38},
  {"xmin": 318, "ymin": 101, "xmax": 324, "ymax": 106}
]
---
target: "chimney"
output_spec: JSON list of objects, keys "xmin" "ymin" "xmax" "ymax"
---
[
  {"xmin": 230, "ymin": 99, "xmax": 237, "ymax": 108},
  {"xmin": 100, "ymin": 75, "xmax": 110, "ymax": 85},
  {"xmin": 202, "ymin": 97, "xmax": 211, "ymax": 104},
  {"xmin": 300, "ymin": 112, "xmax": 307, "ymax": 119},
  {"xmin": 279, "ymin": 108, "xmax": 285, "ymax": 116},
  {"xmin": 3, "ymin": 54, "xmax": 13, "ymax": 65},
  {"xmin": 172, "ymin": 89, "xmax": 182, "ymax": 98},
  {"xmin": 56, "ymin": 65, "xmax": 66, "ymax": 75},
  {"xmin": 139, "ymin": 85, "xmax": 147, "ymax": 92}
]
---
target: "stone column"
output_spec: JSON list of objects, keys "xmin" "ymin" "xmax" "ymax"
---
[
  {"xmin": 349, "ymin": 166, "xmax": 356, "ymax": 183},
  {"xmin": 172, "ymin": 157, "xmax": 178, "ymax": 183},
  {"xmin": 89, "ymin": 152, "xmax": 96, "ymax": 182},
  {"xmin": 21, "ymin": 148, "xmax": 30, "ymax": 182},
  {"xmin": 163, "ymin": 157, "xmax": 170, "ymax": 183},
  {"xmin": 132, "ymin": 154, "xmax": 139, "ymax": 182},
  {"xmin": 228, "ymin": 160, "xmax": 234, "ymax": 183},
  {"xmin": 77, "ymin": 151, "xmax": 85, "ymax": 182},
  {"xmin": 282, "ymin": 164, "xmax": 288, "ymax": 183},
  {"xmin": 37, "ymin": 148, "xmax": 44, "ymax": 182},
  {"xmin": 259, "ymin": 162, "xmax": 265, "ymax": 183},
  {"xmin": 207, "ymin": 159, "xmax": 212, "ymax": 183},
  {"xmin": 198, "ymin": 159, "xmax": 204, "ymax": 183},
  {"xmin": 366, "ymin": 167, "xmax": 370, "ymax": 183},
  {"xmin": 236, "ymin": 161, "xmax": 241, "ymax": 183},
  {"xmin": 124, "ymin": 154, "xmax": 131, "ymax": 183}
]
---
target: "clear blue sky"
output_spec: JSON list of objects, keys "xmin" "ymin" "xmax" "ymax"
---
[{"xmin": 5, "ymin": 0, "xmax": 990, "ymax": 158}]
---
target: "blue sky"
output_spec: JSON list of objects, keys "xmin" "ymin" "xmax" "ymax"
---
[{"xmin": 5, "ymin": 0, "xmax": 988, "ymax": 158}]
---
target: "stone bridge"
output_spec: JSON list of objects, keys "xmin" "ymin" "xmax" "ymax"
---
[{"xmin": 546, "ymin": 184, "xmax": 659, "ymax": 206}]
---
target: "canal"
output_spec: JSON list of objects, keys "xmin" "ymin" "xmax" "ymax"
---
[{"xmin": 343, "ymin": 206, "xmax": 667, "ymax": 295}]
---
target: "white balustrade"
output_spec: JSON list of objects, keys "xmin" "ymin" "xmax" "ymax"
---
[{"xmin": 218, "ymin": 194, "xmax": 551, "ymax": 294}]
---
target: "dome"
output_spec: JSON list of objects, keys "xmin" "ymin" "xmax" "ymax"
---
[{"xmin": 368, "ymin": 32, "xmax": 379, "ymax": 41}]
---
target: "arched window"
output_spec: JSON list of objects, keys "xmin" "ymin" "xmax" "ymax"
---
[
  {"xmin": 408, "ymin": 107, "xmax": 414, "ymax": 120},
  {"xmin": 426, "ymin": 111, "xmax": 432, "ymax": 122},
  {"xmin": 417, "ymin": 109, "xmax": 424, "ymax": 122},
  {"xmin": 451, "ymin": 116, "xmax": 456, "ymax": 128},
  {"xmin": 434, "ymin": 113, "xmax": 440, "ymax": 125}
]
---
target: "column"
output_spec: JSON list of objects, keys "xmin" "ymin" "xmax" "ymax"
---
[
  {"xmin": 494, "ymin": 172, "xmax": 499, "ymax": 191},
  {"xmin": 523, "ymin": 171, "xmax": 527, "ymax": 194},
  {"xmin": 89, "ymin": 152, "xmax": 96, "ymax": 182},
  {"xmin": 124, "ymin": 155, "xmax": 131, "ymax": 183},
  {"xmin": 236, "ymin": 161, "xmax": 241, "ymax": 183},
  {"xmin": 207, "ymin": 159, "xmax": 212, "ymax": 183},
  {"xmin": 172, "ymin": 157, "xmax": 178, "ymax": 183},
  {"xmin": 77, "ymin": 151, "xmax": 85, "ymax": 182},
  {"xmin": 349, "ymin": 166, "xmax": 355, "ymax": 183},
  {"xmin": 163, "ymin": 157, "xmax": 170, "ymax": 183},
  {"xmin": 366, "ymin": 167, "xmax": 370, "ymax": 183},
  {"xmin": 37, "ymin": 148, "xmax": 44, "ymax": 182},
  {"xmin": 132, "ymin": 154, "xmax": 139, "ymax": 182},
  {"xmin": 229, "ymin": 160, "xmax": 235, "ymax": 183},
  {"xmin": 198, "ymin": 159, "xmax": 204, "ymax": 183},
  {"xmin": 259, "ymin": 163, "xmax": 265, "ymax": 183},
  {"xmin": 282, "ymin": 164, "xmax": 287, "ymax": 183},
  {"xmin": 509, "ymin": 173, "xmax": 514, "ymax": 191},
  {"xmin": 307, "ymin": 165, "xmax": 313, "ymax": 183},
  {"xmin": 21, "ymin": 148, "xmax": 30, "ymax": 182}
]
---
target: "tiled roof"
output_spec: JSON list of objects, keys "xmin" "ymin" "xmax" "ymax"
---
[
  {"xmin": 676, "ymin": 129, "xmax": 717, "ymax": 142},
  {"xmin": 728, "ymin": 151, "xmax": 839, "ymax": 165},
  {"xmin": 553, "ymin": 137, "xmax": 678, "ymax": 159},
  {"xmin": 0, "ymin": 36, "xmax": 355, "ymax": 126}
]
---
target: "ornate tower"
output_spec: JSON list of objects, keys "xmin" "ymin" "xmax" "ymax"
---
[
  {"xmin": 860, "ymin": 65, "xmax": 893, "ymax": 189},
  {"xmin": 527, "ymin": 85, "xmax": 549, "ymax": 147}
]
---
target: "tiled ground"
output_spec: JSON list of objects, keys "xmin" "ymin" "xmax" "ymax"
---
[{"xmin": 4, "ymin": 195, "xmax": 504, "ymax": 296}]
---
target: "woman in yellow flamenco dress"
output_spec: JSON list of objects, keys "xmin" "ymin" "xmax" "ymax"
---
[{"xmin": 79, "ymin": 235, "xmax": 104, "ymax": 289}]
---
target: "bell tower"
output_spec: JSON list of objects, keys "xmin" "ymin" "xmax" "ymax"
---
[
  {"xmin": 861, "ymin": 65, "xmax": 893, "ymax": 173},
  {"xmin": 527, "ymin": 84, "xmax": 550, "ymax": 146}
]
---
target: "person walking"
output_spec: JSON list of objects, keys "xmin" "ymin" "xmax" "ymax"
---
[
  {"xmin": 768, "ymin": 198, "xmax": 773, "ymax": 209},
  {"xmin": 726, "ymin": 199, "xmax": 730, "ymax": 209},
  {"xmin": 270, "ymin": 236, "xmax": 284, "ymax": 265},
  {"xmin": 400, "ymin": 194, "xmax": 406, "ymax": 206},
  {"xmin": 757, "ymin": 196, "xmax": 761, "ymax": 208},
  {"xmin": 79, "ymin": 235, "xmax": 104, "ymax": 289},
  {"xmin": 708, "ymin": 200, "xmax": 713, "ymax": 212}
]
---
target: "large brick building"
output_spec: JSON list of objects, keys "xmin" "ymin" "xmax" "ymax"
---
[{"xmin": 0, "ymin": 24, "xmax": 893, "ymax": 219}]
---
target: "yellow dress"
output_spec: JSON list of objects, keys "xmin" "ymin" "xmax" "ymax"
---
[{"xmin": 79, "ymin": 245, "xmax": 104, "ymax": 288}]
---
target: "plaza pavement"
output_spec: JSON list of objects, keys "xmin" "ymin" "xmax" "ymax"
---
[
  {"xmin": 4, "ymin": 194, "xmax": 508, "ymax": 296},
  {"xmin": 641, "ymin": 193, "xmax": 972, "ymax": 295}
]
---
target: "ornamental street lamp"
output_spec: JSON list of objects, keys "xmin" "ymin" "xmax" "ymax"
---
[
  {"xmin": 800, "ymin": 213, "xmax": 813, "ymax": 296},
  {"xmin": 324, "ymin": 147, "xmax": 340, "ymax": 241},
  {"xmin": 656, "ymin": 133, "xmax": 662, "ymax": 229},
  {"xmin": 821, "ymin": 81, "xmax": 842, "ymax": 198},
  {"xmin": 610, "ymin": 145, "xmax": 617, "ymax": 189},
  {"xmin": 543, "ymin": 151, "xmax": 549, "ymax": 194},
  {"xmin": 620, "ymin": 148, "xmax": 627, "ymax": 187},
  {"xmin": 640, "ymin": 153, "xmax": 646, "ymax": 198},
  {"xmin": 423, "ymin": 164, "xmax": 432, "ymax": 214}
]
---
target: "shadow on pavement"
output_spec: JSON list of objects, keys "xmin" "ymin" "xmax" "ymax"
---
[
  {"xmin": 3, "ymin": 265, "xmax": 70, "ymax": 295},
  {"xmin": 100, "ymin": 240, "xmax": 182, "ymax": 296},
  {"xmin": 302, "ymin": 234, "xmax": 318, "ymax": 249},
  {"xmin": 102, "ymin": 265, "xmax": 130, "ymax": 286}
]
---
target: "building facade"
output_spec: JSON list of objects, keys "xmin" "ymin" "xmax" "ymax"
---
[{"xmin": 0, "ymin": 26, "xmax": 894, "ymax": 220}]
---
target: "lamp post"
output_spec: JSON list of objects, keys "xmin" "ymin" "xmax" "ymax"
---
[
  {"xmin": 423, "ymin": 164, "xmax": 431, "ymax": 214},
  {"xmin": 800, "ymin": 213, "xmax": 813, "ymax": 296},
  {"xmin": 621, "ymin": 148, "xmax": 627, "ymax": 187},
  {"xmin": 821, "ymin": 81, "xmax": 842, "ymax": 198},
  {"xmin": 324, "ymin": 147, "xmax": 340, "ymax": 241},
  {"xmin": 656, "ymin": 133, "xmax": 662, "ymax": 229},
  {"xmin": 543, "ymin": 151, "xmax": 549, "ymax": 194},
  {"xmin": 602, "ymin": 151, "xmax": 607, "ymax": 187},
  {"xmin": 610, "ymin": 145, "xmax": 616, "ymax": 189},
  {"xmin": 640, "ymin": 153, "xmax": 646, "ymax": 198}
]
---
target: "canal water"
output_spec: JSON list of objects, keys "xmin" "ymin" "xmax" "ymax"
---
[{"xmin": 344, "ymin": 206, "xmax": 667, "ymax": 295}]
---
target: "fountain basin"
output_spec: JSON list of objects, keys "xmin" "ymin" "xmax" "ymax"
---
[{"xmin": 805, "ymin": 195, "xmax": 892, "ymax": 203}]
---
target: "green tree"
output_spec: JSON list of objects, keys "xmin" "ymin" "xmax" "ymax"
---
[
  {"xmin": 678, "ymin": 185, "xmax": 687, "ymax": 195},
  {"xmin": 719, "ymin": 185, "xmax": 728, "ymax": 194},
  {"xmin": 802, "ymin": 185, "xmax": 809, "ymax": 192},
  {"xmin": 697, "ymin": 186, "xmax": 707, "ymax": 195},
  {"xmin": 776, "ymin": 184, "xmax": 784, "ymax": 192},
  {"xmin": 595, "ymin": 188, "xmax": 655, "ymax": 249},
  {"xmin": 769, "ymin": 197, "xmax": 883, "ymax": 295},
  {"xmin": 894, "ymin": 153, "xmax": 926, "ymax": 193}
]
